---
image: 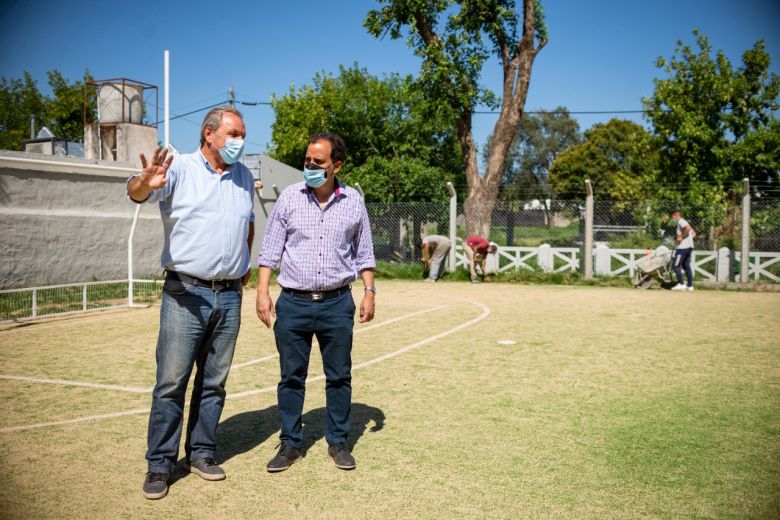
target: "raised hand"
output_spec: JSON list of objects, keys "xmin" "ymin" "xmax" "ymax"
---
[{"xmin": 138, "ymin": 146, "xmax": 174, "ymax": 190}]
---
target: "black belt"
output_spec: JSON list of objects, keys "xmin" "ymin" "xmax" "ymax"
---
[
  {"xmin": 165, "ymin": 270, "xmax": 240, "ymax": 291},
  {"xmin": 282, "ymin": 286, "xmax": 351, "ymax": 302}
]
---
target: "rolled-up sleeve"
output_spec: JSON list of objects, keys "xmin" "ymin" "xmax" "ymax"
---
[
  {"xmin": 353, "ymin": 202, "xmax": 376, "ymax": 271},
  {"xmin": 257, "ymin": 192, "xmax": 288, "ymax": 269},
  {"xmin": 125, "ymin": 163, "xmax": 177, "ymax": 204}
]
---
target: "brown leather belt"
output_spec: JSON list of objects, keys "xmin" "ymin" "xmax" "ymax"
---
[{"xmin": 281, "ymin": 286, "xmax": 351, "ymax": 302}]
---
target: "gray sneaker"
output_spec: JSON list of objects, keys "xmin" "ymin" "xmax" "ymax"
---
[
  {"xmin": 328, "ymin": 443, "xmax": 356, "ymax": 470},
  {"xmin": 267, "ymin": 443, "xmax": 302, "ymax": 473},
  {"xmin": 142, "ymin": 472, "xmax": 169, "ymax": 500},
  {"xmin": 185, "ymin": 458, "xmax": 226, "ymax": 481}
]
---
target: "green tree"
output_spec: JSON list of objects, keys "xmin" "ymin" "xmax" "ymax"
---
[
  {"xmin": 642, "ymin": 31, "xmax": 779, "ymax": 247},
  {"xmin": 46, "ymin": 70, "xmax": 93, "ymax": 144},
  {"xmin": 365, "ymin": 0, "xmax": 548, "ymax": 236},
  {"xmin": 0, "ymin": 70, "xmax": 93, "ymax": 151},
  {"xmin": 643, "ymin": 31, "xmax": 780, "ymax": 192},
  {"xmin": 549, "ymin": 119, "xmax": 657, "ymax": 204},
  {"xmin": 0, "ymin": 72, "xmax": 47, "ymax": 151},
  {"xmin": 496, "ymin": 106, "xmax": 581, "ymax": 200},
  {"xmin": 269, "ymin": 64, "xmax": 464, "ymax": 202}
]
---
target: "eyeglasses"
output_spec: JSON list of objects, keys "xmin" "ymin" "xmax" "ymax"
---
[{"xmin": 304, "ymin": 162, "xmax": 335, "ymax": 171}]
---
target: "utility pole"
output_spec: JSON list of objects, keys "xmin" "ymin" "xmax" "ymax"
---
[{"xmin": 228, "ymin": 85, "xmax": 235, "ymax": 109}]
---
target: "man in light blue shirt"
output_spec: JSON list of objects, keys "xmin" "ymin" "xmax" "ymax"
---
[{"xmin": 127, "ymin": 107, "xmax": 254, "ymax": 499}]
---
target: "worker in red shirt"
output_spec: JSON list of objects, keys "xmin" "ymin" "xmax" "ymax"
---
[{"xmin": 464, "ymin": 235, "xmax": 498, "ymax": 283}]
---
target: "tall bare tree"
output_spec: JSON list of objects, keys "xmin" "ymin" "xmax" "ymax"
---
[{"xmin": 365, "ymin": 0, "xmax": 548, "ymax": 236}]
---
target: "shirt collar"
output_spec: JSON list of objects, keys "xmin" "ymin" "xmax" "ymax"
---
[
  {"xmin": 198, "ymin": 150, "xmax": 234, "ymax": 176},
  {"xmin": 301, "ymin": 179, "xmax": 348, "ymax": 199}
]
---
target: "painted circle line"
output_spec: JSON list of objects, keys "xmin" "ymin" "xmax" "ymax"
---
[{"xmin": 0, "ymin": 300, "xmax": 490, "ymax": 433}]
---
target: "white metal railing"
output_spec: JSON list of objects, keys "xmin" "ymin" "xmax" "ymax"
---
[
  {"xmin": 454, "ymin": 244, "xmax": 780, "ymax": 282},
  {"xmin": 0, "ymin": 279, "xmax": 162, "ymax": 323}
]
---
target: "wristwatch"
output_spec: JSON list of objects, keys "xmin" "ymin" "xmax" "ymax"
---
[{"xmin": 364, "ymin": 286, "xmax": 377, "ymax": 293}]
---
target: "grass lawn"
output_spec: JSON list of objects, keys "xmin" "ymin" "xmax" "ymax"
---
[{"xmin": 0, "ymin": 281, "xmax": 778, "ymax": 519}]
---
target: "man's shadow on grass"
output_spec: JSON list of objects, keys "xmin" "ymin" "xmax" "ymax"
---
[
  {"xmin": 170, "ymin": 402, "xmax": 385, "ymax": 483},
  {"xmin": 218, "ymin": 402, "xmax": 385, "ymax": 460}
]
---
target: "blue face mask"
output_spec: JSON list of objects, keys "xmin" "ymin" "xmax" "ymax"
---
[
  {"xmin": 303, "ymin": 162, "xmax": 333, "ymax": 189},
  {"xmin": 219, "ymin": 137, "xmax": 245, "ymax": 165}
]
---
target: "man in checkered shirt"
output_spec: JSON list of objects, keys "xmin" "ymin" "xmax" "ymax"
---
[{"xmin": 256, "ymin": 132, "xmax": 376, "ymax": 472}]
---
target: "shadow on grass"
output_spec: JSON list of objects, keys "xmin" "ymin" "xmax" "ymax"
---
[
  {"xmin": 169, "ymin": 403, "xmax": 384, "ymax": 485},
  {"xmin": 214, "ymin": 402, "xmax": 385, "ymax": 463}
]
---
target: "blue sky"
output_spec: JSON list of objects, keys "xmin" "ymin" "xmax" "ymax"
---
[{"xmin": 1, "ymin": 0, "xmax": 778, "ymax": 162}]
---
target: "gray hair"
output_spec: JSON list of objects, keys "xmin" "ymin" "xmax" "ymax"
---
[{"xmin": 200, "ymin": 106, "xmax": 244, "ymax": 145}]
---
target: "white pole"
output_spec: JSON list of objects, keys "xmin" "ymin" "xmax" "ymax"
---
[
  {"xmin": 130, "ymin": 49, "xmax": 168, "ymax": 306},
  {"xmin": 128, "ymin": 205, "xmax": 140, "ymax": 306},
  {"xmin": 584, "ymin": 179, "xmax": 594, "ymax": 279},
  {"xmin": 164, "ymin": 50, "xmax": 170, "ymax": 149},
  {"xmin": 447, "ymin": 182, "xmax": 457, "ymax": 272}
]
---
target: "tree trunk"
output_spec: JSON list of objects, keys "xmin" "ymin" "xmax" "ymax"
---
[{"xmin": 460, "ymin": 0, "xmax": 544, "ymax": 239}]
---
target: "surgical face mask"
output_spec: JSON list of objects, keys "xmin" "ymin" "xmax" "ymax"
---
[
  {"xmin": 219, "ymin": 137, "xmax": 245, "ymax": 165},
  {"xmin": 303, "ymin": 162, "xmax": 333, "ymax": 189}
]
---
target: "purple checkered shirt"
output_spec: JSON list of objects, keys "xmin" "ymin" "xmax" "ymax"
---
[{"xmin": 257, "ymin": 180, "xmax": 375, "ymax": 290}]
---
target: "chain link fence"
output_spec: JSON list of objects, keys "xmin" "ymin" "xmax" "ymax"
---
[{"xmin": 365, "ymin": 193, "xmax": 780, "ymax": 282}]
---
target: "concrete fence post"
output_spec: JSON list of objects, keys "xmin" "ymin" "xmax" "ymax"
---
[
  {"xmin": 594, "ymin": 244, "xmax": 611, "ymax": 276},
  {"xmin": 447, "ymin": 182, "xmax": 457, "ymax": 273},
  {"xmin": 584, "ymin": 179, "xmax": 594, "ymax": 279},
  {"xmin": 740, "ymin": 178, "xmax": 750, "ymax": 283},
  {"xmin": 716, "ymin": 247, "xmax": 731, "ymax": 282},
  {"xmin": 538, "ymin": 244, "xmax": 553, "ymax": 272},
  {"xmin": 354, "ymin": 182, "xmax": 365, "ymax": 198}
]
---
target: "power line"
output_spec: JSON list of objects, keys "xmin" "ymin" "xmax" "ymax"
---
[{"xmin": 169, "ymin": 101, "xmax": 228, "ymax": 121}]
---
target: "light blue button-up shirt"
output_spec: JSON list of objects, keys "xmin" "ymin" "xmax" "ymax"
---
[{"xmin": 130, "ymin": 151, "xmax": 255, "ymax": 280}]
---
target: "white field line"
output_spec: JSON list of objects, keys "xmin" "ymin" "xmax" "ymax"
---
[
  {"xmin": 0, "ymin": 305, "xmax": 449, "ymax": 394},
  {"xmin": 0, "ymin": 305, "xmax": 158, "ymax": 333},
  {"xmin": 227, "ymin": 300, "xmax": 489, "ymax": 399},
  {"xmin": 230, "ymin": 353, "xmax": 278, "ymax": 369},
  {"xmin": 0, "ymin": 375, "xmax": 151, "ymax": 393},
  {"xmin": 0, "ymin": 301, "xmax": 488, "ymax": 433},
  {"xmin": 229, "ymin": 305, "xmax": 448, "ymax": 370}
]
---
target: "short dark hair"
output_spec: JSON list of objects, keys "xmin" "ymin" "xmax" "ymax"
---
[
  {"xmin": 309, "ymin": 132, "xmax": 346, "ymax": 164},
  {"xmin": 669, "ymin": 209, "xmax": 681, "ymax": 217}
]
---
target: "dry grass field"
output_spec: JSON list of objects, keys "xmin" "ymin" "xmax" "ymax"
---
[{"xmin": 0, "ymin": 281, "xmax": 778, "ymax": 519}]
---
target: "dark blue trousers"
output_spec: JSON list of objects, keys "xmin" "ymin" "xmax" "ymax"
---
[
  {"xmin": 273, "ymin": 290, "xmax": 355, "ymax": 448},
  {"xmin": 674, "ymin": 247, "xmax": 694, "ymax": 286}
]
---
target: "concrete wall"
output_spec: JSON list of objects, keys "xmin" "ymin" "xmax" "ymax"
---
[
  {"xmin": 84, "ymin": 123, "xmax": 157, "ymax": 168},
  {"xmin": 0, "ymin": 150, "xmax": 300, "ymax": 289}
]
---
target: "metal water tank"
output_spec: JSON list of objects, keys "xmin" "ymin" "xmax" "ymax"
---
[{"xmin": 97, "ymin": 82, "xmax": 144, "ymax": 124}]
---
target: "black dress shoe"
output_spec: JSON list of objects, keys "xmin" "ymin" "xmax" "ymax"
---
[
  {"xmin": 328, "ymin": 442, "xmax": 356, "ymax": 470},
  {"xmin": 267, "ymin": 442, "xmax": 302, "ymax": 473}
]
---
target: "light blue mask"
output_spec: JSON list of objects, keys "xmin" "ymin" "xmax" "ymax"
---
[
  {"xmin": 219, "ymin": 137, "xmax": 245, "ymax": 165},
  {"xmin": 303, "ymin": 164, "xmax": 330, "ymax": 188}
]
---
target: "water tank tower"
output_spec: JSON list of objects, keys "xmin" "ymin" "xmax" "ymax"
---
[{"xmin": 84, "ymin": 78, "xmax": 158, "ymax": 167}]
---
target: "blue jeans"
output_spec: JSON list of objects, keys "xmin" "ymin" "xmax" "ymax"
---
[
  {"xmin": 145, "ymin": 278, "xmax": 241, "ymax": 473},
  {"xmin": 274, "ymin": 290, "xmax": 355, "ymax": 448},
  {"xmin": 674, "ymin": 248, "xmax": 694, "ymax": 286}
]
